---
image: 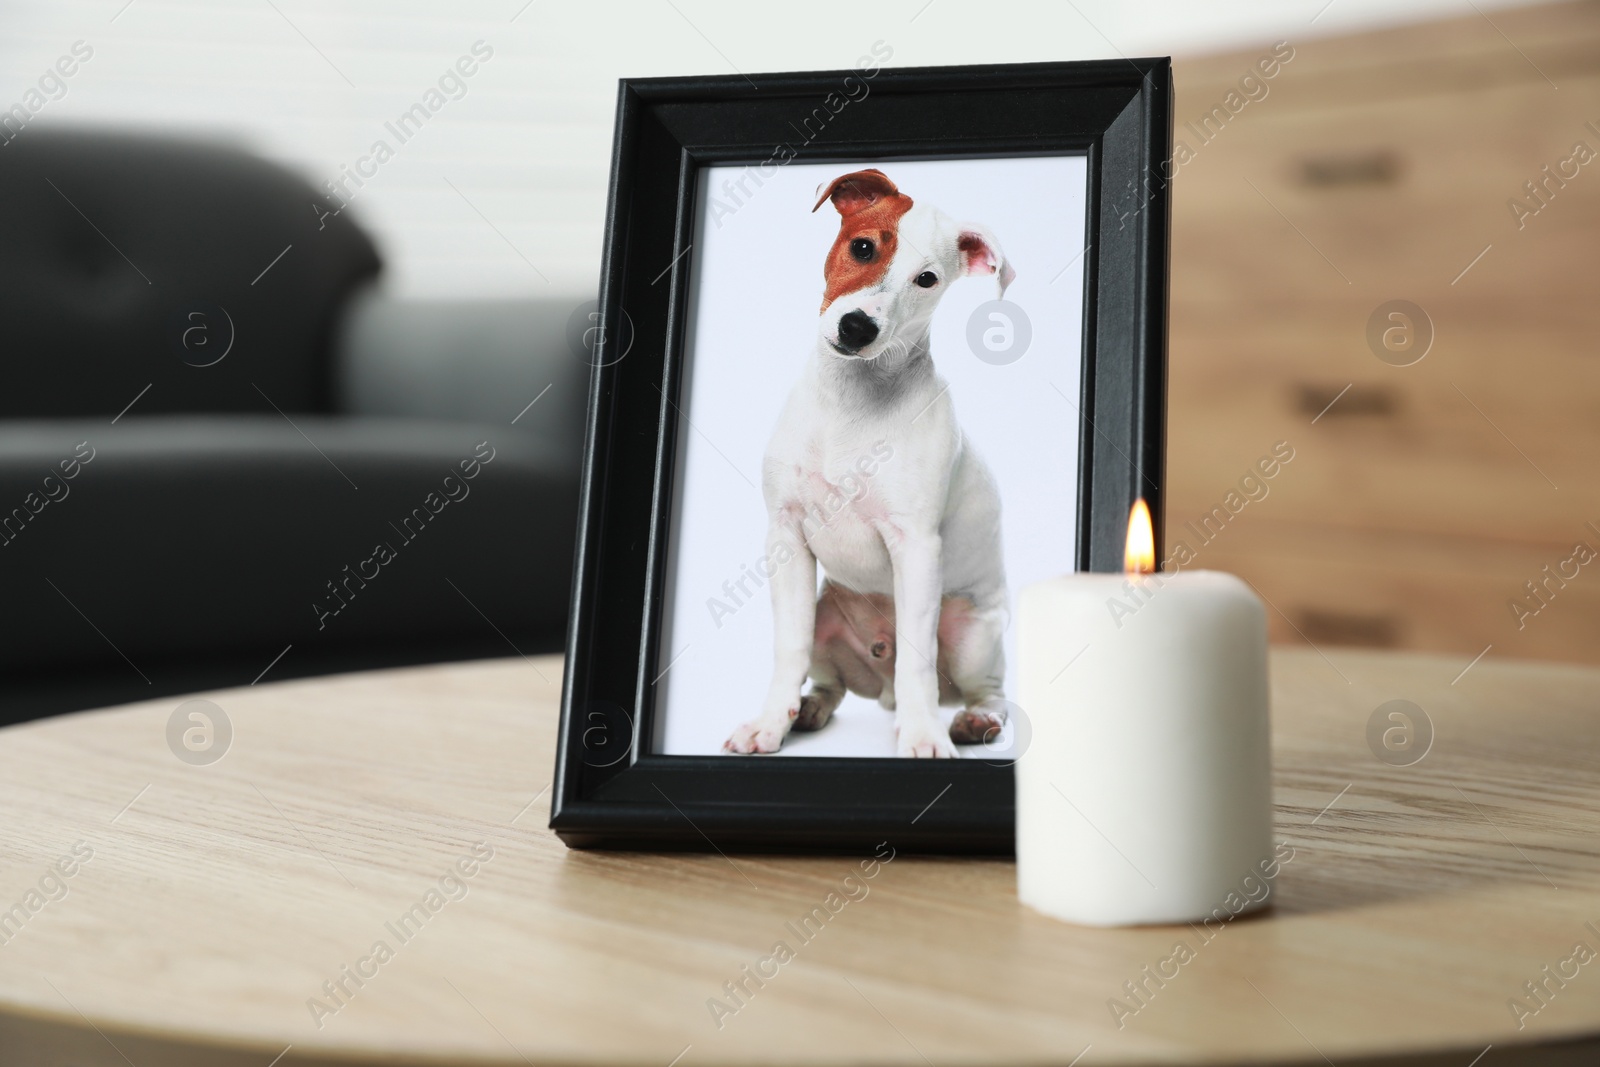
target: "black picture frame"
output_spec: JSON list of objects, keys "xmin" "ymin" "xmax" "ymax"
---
[{"xmin": 551, "ymin": 57, "xmax": 1172, "ymax": 853}]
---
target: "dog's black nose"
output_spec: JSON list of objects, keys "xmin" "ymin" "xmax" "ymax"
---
[{"xmin": 836, "ymin": 310, "xmax": 879, "ymax": 352}]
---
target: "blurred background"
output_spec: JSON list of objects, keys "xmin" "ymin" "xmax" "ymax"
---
[{"xmin": 0, "ymin": 0, "xmax": 1590, "ymax": 723}]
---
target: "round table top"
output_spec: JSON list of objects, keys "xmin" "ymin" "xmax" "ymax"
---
[{"xmin": 1, "ymin": 648, "xmax": 1598, "ymax": 1066}]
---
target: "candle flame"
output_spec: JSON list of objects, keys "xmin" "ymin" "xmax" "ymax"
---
[{"xmin": 1125, "ymin": 498, "xmax": 1155, "ymax": 575}]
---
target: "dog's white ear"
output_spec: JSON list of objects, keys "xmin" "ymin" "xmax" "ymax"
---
[
  {"xmin": 958, "ymin": 225, "xmax": 1016, "ymax": 298},
  {"xmin": 813, "ymin": 169, "xmax": 901, "ymax": 216}
]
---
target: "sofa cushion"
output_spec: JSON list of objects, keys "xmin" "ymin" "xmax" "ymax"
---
[
  {"xmin": 333, "ymin": 290, "xmax": 590, "ymax": 473},
  {"xmin": 0, "ymin": 416, "xmax": 575, "ymax": 679}
]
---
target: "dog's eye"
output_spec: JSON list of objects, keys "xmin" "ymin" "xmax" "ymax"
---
[
  {"xmin": 915, "ymin": 271, "xmax": 938, "ymax": 289},
  {"xmin": 849, "ymin": 238, "xmax": 875, "ymax": 262}
]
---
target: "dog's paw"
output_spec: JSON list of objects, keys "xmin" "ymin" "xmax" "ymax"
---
[
  {"xmin": 896, "ymin": 719, "xmax": 958, "ymax": 759},
  {"xmin": 793, "ymin": 692, "xmax": 836, "ymax": 732},
  {"xmin": 723, "ymin": 715, "xmax": 791, "ymax": 754},
  {"xmin": 948, "ymin": 706, "xmax": 1007, "ymax": 746}
]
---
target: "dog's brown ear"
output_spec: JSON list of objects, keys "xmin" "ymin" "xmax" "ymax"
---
[{"xmin": 812, "ymin": 169, "xmax": 900, "ymax": 215}]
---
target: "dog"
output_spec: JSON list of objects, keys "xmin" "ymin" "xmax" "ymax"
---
[{"xmin": 724, "ymin": 168, "xmax": 1013, "ymax": 759}]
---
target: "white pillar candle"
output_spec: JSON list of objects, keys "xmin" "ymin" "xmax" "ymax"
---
[{"xmin": 1015, "ymin": 502, "xmax": 1273, "ymax": 927}]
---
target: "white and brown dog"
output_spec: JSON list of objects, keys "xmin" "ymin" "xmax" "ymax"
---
[{"xmin": 724, "ymin": 169, "xmax": 1013, "ymax": 758}]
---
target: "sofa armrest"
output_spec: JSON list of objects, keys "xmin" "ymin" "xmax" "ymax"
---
[{"xmin": 1, "ymin": 131, "xmax": 380, "ymax": 417}]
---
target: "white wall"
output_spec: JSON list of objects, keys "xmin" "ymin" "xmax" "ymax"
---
[{"xmin": 0, "ymin": 0, "xmax": 1545, "ymax": 298}]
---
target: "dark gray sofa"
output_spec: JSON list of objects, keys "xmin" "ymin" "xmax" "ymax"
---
[{"xmin": 0, "ymin": 130, "xmax": 588, "ymax": 722}]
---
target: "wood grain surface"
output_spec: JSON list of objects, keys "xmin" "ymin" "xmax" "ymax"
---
[{"xmin": 0, "ymin": 649, "xmax": 1598, "ymax": 1066}]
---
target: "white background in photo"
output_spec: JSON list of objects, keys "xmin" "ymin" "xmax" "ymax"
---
[{"xmin": 657, "ymin": 154, "xmax": 1088, "ymax": 757}]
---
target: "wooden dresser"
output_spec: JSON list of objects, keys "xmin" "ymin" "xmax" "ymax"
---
[{"xmin": 1167, "ymin": 0, "xmax": 1600, "ymax": 665}]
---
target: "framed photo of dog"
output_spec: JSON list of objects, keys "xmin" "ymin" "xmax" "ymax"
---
[{"xmin": 552, "ymin": 58, "xmax": 1172, "ymax": 852}]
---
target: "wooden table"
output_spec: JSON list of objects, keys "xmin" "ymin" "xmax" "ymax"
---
[{"xmin": 1, "ymin": 649, "xmax": 1598, "ymax": 1066}]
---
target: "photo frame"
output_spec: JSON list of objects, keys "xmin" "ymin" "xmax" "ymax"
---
[{"xmin": 552, "ymin": 57, "xmax": 1172, "ymax": 853}]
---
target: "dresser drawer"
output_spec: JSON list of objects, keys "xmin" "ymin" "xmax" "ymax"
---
[
  {"xmin": 1165, "ymin": 3, "xmax": 1600, "ymax": 661},
  {"xmin": 1166, "ymin": 315, "xmax": 1600, "ymax": 545},
  {"xmin": 1177, "ymin": 519, "xmax": 1600, "ymax": 664}
]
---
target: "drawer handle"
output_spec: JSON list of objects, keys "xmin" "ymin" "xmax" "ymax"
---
[
  {"xmin": 1295, "ymin": 383, "xmax": 1398, "ymax": 418},
  {"xmin": 1296, "ymin": 609, "xmax": 1401, "ymax": 648},
  {"xmin": 1299, "ymin": 151, "xmax": 1401, "ymax": 188}
]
